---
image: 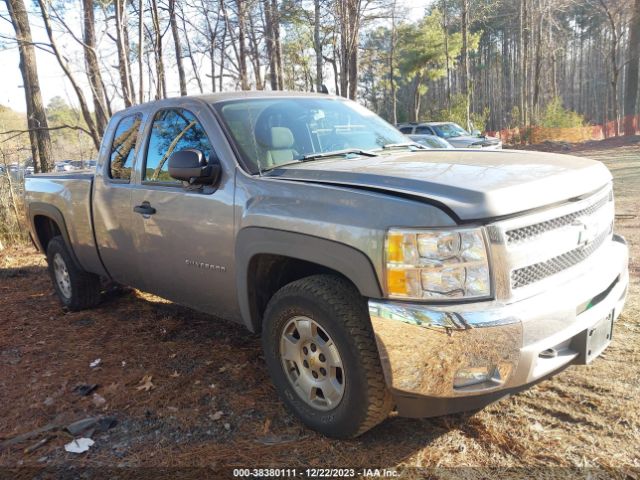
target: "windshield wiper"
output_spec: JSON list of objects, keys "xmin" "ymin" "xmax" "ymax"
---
[
  {"xmin": 301, "ymin": 148, "xmax": 379, "ymax": 161},
  {"xmin": 261, "ymin": 160, "xmax": 305, "ymax": 172},
  {"xmin": 260, "ymin": 148, "xmax": 378, "ymax": 174},
  {"xmin": 381, "ymin": 142, "xmax": 428, "ymax": 150}
]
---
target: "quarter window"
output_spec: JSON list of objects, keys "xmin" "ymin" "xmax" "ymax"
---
[
  {"xmin": 144, "ymin": 109, "xmax": 213, "ymax": 183},
  {"xmin": 109, "ymin": 114, "xmax": 142, "ymax": 181}
]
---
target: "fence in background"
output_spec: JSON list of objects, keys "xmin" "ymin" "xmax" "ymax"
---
[{"xmin": 488, "ymin": 114, "xmax": 640, "ymax": 145}]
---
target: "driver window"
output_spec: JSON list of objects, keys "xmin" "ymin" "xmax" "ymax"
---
[{"xmin": 144, "ymin": 109, "xmax": 213, "ymax": 183}]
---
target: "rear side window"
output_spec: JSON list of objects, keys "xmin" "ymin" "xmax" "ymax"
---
[
  {"xmin": 415, "ymin": 126, "xmax": 433, "ymax": 134},
  {"xmin": 144, "ymin": 109, "xmax": 213, "ymax": 184},
  {"xmin": 399, "ymin": 126, "xmax": 413, "ymax": 134},
  {"xmin": 109, "ymin": 114, "xmax": 142, "ymax": 181}
]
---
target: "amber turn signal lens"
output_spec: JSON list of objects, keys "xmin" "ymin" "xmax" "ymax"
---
[
  {"xmin": 386, "ymin": 268, "xmax": 408, "ymax": 296},
  {"xmin": 386, "ymin": 232, "xmax": 404, "ymax": 263}
]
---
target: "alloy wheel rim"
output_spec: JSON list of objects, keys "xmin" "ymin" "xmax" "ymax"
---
[
  {"xmin": 279, "ymin": 316, "xmax": 345, "ymax": 411},
  {"xmin": 53, "ymin": 253, "xmax": 72, "ymax": 299}
]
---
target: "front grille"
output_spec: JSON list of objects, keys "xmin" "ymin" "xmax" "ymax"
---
[
  {"xmin": 511, "ymin": 227, "xmax": 610, "ymax": 288},
  {"xmin": 506, "ymin": 194, "xmax": 610, "ymax": 244}
]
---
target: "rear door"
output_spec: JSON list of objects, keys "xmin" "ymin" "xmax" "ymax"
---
[
  {"xmin": 129, "ymin": 101, "xmax": 236, "ymax": 318},
  {"xmin": 92, "ymin": 111, "xmax": 147, "ymax": 288}
]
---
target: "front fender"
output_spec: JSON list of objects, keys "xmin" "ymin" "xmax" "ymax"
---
[{"xmin": 235, "ymin": 227, "xmax": 383, "ymax": 330}]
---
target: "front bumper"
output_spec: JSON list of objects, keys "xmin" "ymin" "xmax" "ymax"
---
[{"xmin": 368, "ymin": 235, "xmax": 628, "ymax": 417}]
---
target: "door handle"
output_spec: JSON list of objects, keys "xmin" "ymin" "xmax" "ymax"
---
[{"xmin": 133, "ymin": 202, "xmax": 156, "ymax": 216}]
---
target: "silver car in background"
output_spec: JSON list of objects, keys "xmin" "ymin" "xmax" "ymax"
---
[
  {"xmin": 399, "ymin": 122, "xmax": 502, "ymax": 149},
  {"xmin": 408, "ymin": 134, "xmax": 454, "ymax": 149}
]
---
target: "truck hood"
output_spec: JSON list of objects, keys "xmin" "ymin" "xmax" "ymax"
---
[{"xmin": 265, "ymin": 149, "xmax": 612, "ymax": 221}]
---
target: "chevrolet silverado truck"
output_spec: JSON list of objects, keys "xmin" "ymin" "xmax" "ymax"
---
[{"xmin": 24, "ymin": 92, "xmax": 629, "ymax": 438}]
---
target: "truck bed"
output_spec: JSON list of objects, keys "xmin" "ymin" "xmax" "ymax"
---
[{"xmin": 24, "ymin": 172, "xmax": 104, "ymax": 276}]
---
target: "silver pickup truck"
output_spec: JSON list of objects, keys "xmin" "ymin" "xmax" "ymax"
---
[{"xmin": 24, "ymin": 92, "xmax": 629, "ymax": 438}]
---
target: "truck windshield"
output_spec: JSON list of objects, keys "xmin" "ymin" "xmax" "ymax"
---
[{"xmin": 213, "ymin": 97, "xmax": 410, "ymax": 173}]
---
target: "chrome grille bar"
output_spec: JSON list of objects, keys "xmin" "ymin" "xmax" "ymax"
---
[{"xmin": 506, "ymin": 192, "xmax": 611, "ymax": 244}]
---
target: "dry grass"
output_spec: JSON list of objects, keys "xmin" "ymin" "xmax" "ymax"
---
[
  {"xmin": 0, "ymin": 140, "xmax": 639, "ymax": 478},
  {"xmin": 0, "ymin": 172, "xmax": 27, "ymax": 249}
]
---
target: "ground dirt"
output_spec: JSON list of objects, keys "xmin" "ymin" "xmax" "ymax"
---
[{"xmin": 0, "ymin": 139, "xmax": 638, "ymax": 479}]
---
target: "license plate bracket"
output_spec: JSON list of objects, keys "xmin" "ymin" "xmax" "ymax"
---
[{"xmin": 571, "ymin": 310, "xmax": 614, "ymax": 364}]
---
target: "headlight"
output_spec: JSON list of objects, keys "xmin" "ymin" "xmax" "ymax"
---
[{"xmin": 385, "ymin": 228, "xmax": 491, "ymax": 300}]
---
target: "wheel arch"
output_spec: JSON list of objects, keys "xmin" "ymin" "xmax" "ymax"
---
[
  {"xmin": 236, "ymin": 227, "xmax": 383, "ymax": 332},
  {"xmin": 29, "ymin": 202, "xmax": 81, "ymax": 269}
]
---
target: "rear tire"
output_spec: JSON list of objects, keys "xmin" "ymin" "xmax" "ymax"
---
[
  {"xmin": 46, "ymin": 236, "xmax": 101, "ymax": 311},
  {"xmin": 262, "ymin": 274, "xmax": 392, "ymax": 438}
]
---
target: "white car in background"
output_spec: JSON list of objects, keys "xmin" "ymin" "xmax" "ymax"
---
[
  {"xmin": 54, "ymin": 160, "xmax": 95, "ymax": 172},
  {"xmin": 54, "ymin": 161, "xmax": 75, "ymax": 173}
]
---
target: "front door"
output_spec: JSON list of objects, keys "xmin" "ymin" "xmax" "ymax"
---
[
  {"xmin": 93, "ymin": 112, "xmax": 147, "ymax": 289},
  {"xmin": 130, "ymin": 104, "xmax": 236, "ymax": 319}
]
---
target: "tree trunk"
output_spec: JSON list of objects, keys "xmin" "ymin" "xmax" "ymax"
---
[
  {"xmin": 236, "ymin": 0, "xmax": 249, "ymax": 90},
  {"xmin": 248, "ymin": 9, "xmax": 263, "ymax": 89},
  {"xmin": 219, "ymin": 7, "xmax": 227, "ymax": 92},
  {"xmin": 600, "ymin": 0, "xmax": 621, "ymax": 136},
  {"xmin": 150, "ymin": 0, "xmax": 166, "ymax": 99},
  {"xmin": 114, "ymin": 0, "xmax": 133, "ymax": 106},
  {"xmin": 263, "ymin": 0, "xmax": 278, "ymax": 90},
  {"xmin": 181, "ymin": 9, "xmax": 203, "ymax": 94},
  {"xmin": 461, "ymin": 0, "xmax": 470, "ymax": 130},
  {"xmin": 532, "ymin": 7, "xmax": 543, "ymax": 118},
  {"xmin": 611, "ymin": 62, "xmax": 620, "ymax": 136},
  {"xmin": 169, "ymin": 0, "xmax": 187, "ymax": 95},
  {"xmin": 138, "ymin": 0, "xmax": 144, "ymax": 102},
  {"xmin": 338, "ymin": 0, "xmax": 348, "ymax": 97},
  {"xmin": 201, "ymin": 0, "xmax": 218, "ymax": 93},
  {"xmin": 337, "ymin": 0, "xmax": 361, "ymax": 99},
  {"xmin": 82, "ymin": 0, "xmax": 108, "ymax": 136},
  {"xmin": 314, "ymin": 0, "xmax": 323, "ymax": 91},
  {"xmin": 37, "ymin": 0, "xmax": 101, "ymax": 151},
  {"xmin": 442, "ymin": 0, "xmax": 451, "ymax": 111},
  {"xmin": 122, "ymin": 8, "xmax": 136, "ymax": 104},
  {"xmin": 390, "ymin": 0, "xmax": 397, "ymax": 123},
  {"xmin": 624, "ymin": 0, "xmax": 640, "ymax": 134},
  {"xmin": 23, "ymin": 92, "xmax": 41, "ymax": 172},
  {"xmin": 272, "ymin": 0, "xmax": 283, "ymax": 89},
  {"xmin": 347, "ymin": 0, "xmax": 359, "ymax": 99},
  {"xmin": 5, "ymin": 0, "xmax": 53, "ymax": 172},
  {"xmin": 412, "ymin": 75, "xmax": 422, "ymax": 121},
  {"xmin": 519, "ymin": 0, "xmax": 528, "ymax": 127}
]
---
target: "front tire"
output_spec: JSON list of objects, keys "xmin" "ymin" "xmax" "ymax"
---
[
  {"xmin": 262, "ymin": 274, "xmax": 392, "ymax": 438},
  {"xmin": 46, "ymin": 236, "xmax": 101, "ymax": 311}
]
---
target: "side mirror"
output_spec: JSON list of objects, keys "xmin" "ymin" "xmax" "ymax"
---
[
  {"xmin": 471, "ymin": 129, "xmax": 482, "ymax": 137},
  {"xmin": 168, "ymin": 149, "xmax": 221, "ymax": 186}
]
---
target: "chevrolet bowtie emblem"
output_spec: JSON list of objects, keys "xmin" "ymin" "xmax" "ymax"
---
[{"xmin": 572, "ymin": 217, "xmax": 597, "ymax": 247}]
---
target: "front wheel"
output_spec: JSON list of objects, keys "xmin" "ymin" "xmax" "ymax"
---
[
  {"xmin": 262, "ymin": 274, "xmax": 392, "ymax": 438},
  {"xmin": 46, "ymin": 236, "xmax": 101, "ymax": 311}
]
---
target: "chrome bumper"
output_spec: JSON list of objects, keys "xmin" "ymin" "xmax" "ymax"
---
[{"xmin": 369, "ymin": 235, "xmax": 628, "ymax": 416}]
